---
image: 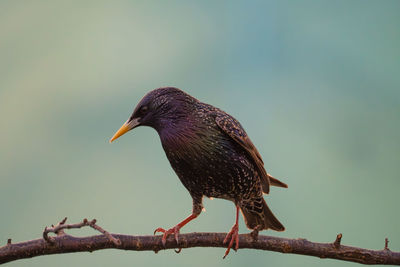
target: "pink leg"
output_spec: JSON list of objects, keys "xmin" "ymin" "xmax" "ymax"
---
[
  {"xmin": 154, "ymin": 213, "xmax": 198, "ymax": 246},
  {"xmin": 223, "ymin": 205, "xmax": 240, "ymax": 259}
]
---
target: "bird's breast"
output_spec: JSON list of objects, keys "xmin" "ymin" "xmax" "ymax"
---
[
  {"xmin": 159, "ymin": 126, "xmax": 258, "ymax": 199},
  {"xmin": 161, "ymin": 128, "xmax": 217, "ymax": 166}
]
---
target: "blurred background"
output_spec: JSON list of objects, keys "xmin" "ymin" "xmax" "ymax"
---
[{"xmin": 1, "ymin": 1, "xmax": 399, "ymax": 266}]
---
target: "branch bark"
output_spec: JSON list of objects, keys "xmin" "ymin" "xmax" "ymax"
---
[{"xmin": 0, "ymin": 218, "xmax": 399, "ymax": 265}]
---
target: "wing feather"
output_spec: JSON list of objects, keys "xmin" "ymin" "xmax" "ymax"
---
[{"xmin": 215, "ymin": 115, "xmax": 271, "ymax": 194}]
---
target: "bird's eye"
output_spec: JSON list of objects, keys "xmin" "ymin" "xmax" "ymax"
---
[{"xmin": 140, "ymin": 105, "xmax": 148, "ymax": 114}]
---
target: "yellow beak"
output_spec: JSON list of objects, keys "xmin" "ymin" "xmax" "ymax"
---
[{"xmin": 109, "ymin": 118, "xmax": 140, "ymax": 143}]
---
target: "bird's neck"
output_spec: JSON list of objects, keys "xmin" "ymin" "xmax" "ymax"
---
[
  {"xmin": 158, "ymin": 117, "xmax": 195, "ymax": 140},
  {"xmin": 153, "ymin": 102, "xmax": 197, "ymax": 135}
]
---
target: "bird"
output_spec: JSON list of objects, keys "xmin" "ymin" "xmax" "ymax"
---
[{"xmin": 109, "ymin": 87, "xmax": 287, "ymax": 258}]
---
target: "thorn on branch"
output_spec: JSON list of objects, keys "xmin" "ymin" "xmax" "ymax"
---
[
  {"xmin": 384, "ymin": 238, "xmax": 390, "ymax": 251},
  {"xmin": 42, "ymin": 217, "xmax": 121, "ymax": 246},
  {"xmin": 59, "ymin": 217, "xmax": 68, "ymax": 225},
  {"xmin": 333, "ymin": 233, "xmax": 342, "ymax": 249}
]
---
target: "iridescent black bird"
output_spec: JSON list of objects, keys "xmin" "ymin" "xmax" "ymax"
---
[{"xmin": 110, "ymin": 87, "xmax": 287, "ymax": 257}]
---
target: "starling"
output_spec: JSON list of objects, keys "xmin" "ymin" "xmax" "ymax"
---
[{"xmin": 110, "ymin": 87, "xmax": 287, "ymax": 257}]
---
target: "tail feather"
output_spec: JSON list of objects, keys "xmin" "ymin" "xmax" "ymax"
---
[
  {"xmin": 268, "ymin": 174, "xmax": 288, "ymax": 188},
  {"xmin": 240, "ymin": 198, "xmax": 285, "ymax": 231},
  {"xmin": 261, "ymin": 173, "xmax": 288, "ymax": 194}
]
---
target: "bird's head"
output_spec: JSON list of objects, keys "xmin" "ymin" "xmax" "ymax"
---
[{"xmin": 109, "ymin": 87, "xmax": 195, "ymax": 143}]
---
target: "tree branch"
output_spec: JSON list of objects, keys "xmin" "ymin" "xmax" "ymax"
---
[{"xmin": 0, "ymin": 218, "xmax": 399, "ymax": 265}]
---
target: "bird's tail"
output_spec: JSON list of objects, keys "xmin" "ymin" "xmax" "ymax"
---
[{"xmin": 240, "ymin": 197, "xmax": 285, "ymax": 231}]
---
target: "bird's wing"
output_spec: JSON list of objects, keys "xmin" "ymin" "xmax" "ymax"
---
[{"xmin": 215, "ymin": 114, "xmax": 272, "ymax": 194}]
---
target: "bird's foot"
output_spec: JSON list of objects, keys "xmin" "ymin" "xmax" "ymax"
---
[
  {"xmin": 153, "ymin": 213, "xmax": 199, "ymax": 248},
  {"xmin": 223, "ymin": 223, "xmax": 239, "ymax": 259},
  {"xmin": 154, "ymin": 225, "xmax": 181, "ymax": 246}
]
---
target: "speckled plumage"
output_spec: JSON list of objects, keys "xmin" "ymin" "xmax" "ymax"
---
[
  {"xmin": 122, "ymin": 87, "xmax": 286, "ymax": 232},
  {"xmin": 111, "ymin": 87, "xmax": 287, "ymax": 256}
]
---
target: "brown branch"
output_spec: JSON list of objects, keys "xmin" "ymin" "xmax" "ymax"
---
[{"xmin": 0, "ymin": 218, "xmax": 399, "ymax": 265}]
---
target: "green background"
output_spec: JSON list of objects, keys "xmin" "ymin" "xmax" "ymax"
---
[{"xmin": 1, "ymin": 1, "xmax": 399, "ymax": 266}]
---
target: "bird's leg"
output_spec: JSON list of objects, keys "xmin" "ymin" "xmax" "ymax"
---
[
  {"xmin": 154, "ymin": 195, "xmax": 203, "ymax": 246},
  {"xmin": 154, "ymin": 213, "xmax": 198, "ymax": 246},
  {"xmin": 223, "ymin": 204, "xmax": 240, "ymax": 259}
]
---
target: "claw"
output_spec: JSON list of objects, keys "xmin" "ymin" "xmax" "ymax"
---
[
  {"xmin": 223, "ymin": 224, "xmax": 239, "ymax": 259},
  {"xmin": 235, "ymin": 230, "xmax": 239, "ymax": 251},
  {"xmin": 174, "ymin": 227, "xmax": 180, "ymax": 244},
  {"xmin": 154, "ymin": 226, "xmax": 180, "ymax": 247},
  {"xmin": 153, "ymin": 213, "xmax": 198, "ymax": 250},
  {"xmin": 154, "ymin": 227, "xmax": 166, "ymax": 235},
  {"xmin": 223, "ymin": 205, "xmax": 240, "ymax": 259}
]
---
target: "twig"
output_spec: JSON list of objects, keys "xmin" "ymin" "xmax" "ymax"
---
[
  {"xmin": 43, "ymin": 217, "xmax": 68, "ymax": 243},
  {"xmin": 43, "ymin": 217, "xmax": 120, "ymax": 246},
  {"xmin": 87, "ymin": 219, "xmax": 121, "ymax": 246},
  {"xmin": 0, "ymin": 218, "xmax": 399, "ymax": 265},
  {"xmin": 333, "ymin": 233, "xmax": 342, "ymax": 249}
]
